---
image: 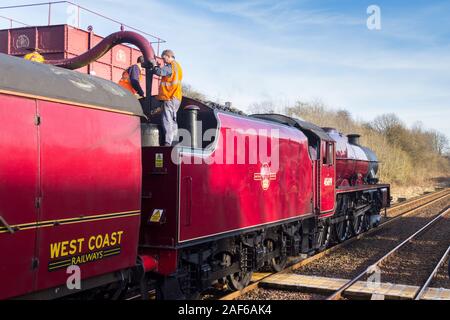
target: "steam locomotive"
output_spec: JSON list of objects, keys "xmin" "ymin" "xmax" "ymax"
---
[{"xmin": 0, "ymin": 46, "xmax": 389, "ymax": 300}]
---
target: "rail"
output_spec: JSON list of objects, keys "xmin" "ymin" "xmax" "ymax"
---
[
  {"xmin": 388, "ymin": 188, "xmax": 448, "ymax": 213},
  {"xmin": 327, "ymin": 206, "xmax": 450, "ymax": 300},
  {"xmin": 415, "ymin": 245, "xmax": 450, "ymax": 300},
  {"xmin": 219, "ymin": 189, "xmax": 450, "ymax": 300}
]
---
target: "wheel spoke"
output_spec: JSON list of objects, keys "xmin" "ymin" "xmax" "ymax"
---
[{"xmin": 227, "ymin": 271, "xmax": 253, "ymax": 291}]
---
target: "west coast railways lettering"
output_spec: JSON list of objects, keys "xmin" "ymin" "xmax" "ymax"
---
[{"xmin": 47, "ymin": 231, "xmax": 124, "ymax": 271}]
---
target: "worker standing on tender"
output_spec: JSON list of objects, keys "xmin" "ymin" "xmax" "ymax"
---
[
  {"xmin": 119, "ymin": 56, "xmax": 145, "ymax": 98},
  {"xmin": 150, "ymin": 49, "xmax": 183, "ymax": 146},
  {"xmin": 118, "ymin": 70, "xmax": 138, "ymax": 95},
  {"xmin": 24, "ymin": 48, "xmax": 45, "ymax": 63}
]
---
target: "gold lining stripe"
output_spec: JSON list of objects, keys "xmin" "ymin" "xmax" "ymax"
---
[
  {"xmin": 103, "ymin": 251, "xmax": 121, "ymax": 258},
  {"xmin": 103, "ymin": 248, "xmax": 121, "ymax": 254},
  {"xmin": 47, "ymin": 247, "xmax": 122, "ymax": 270},
  {"xmin": 0, "ymin": 88, "xmax": 139, "ymax": 116},
  {"xmin": 10, "ymin": 210, "xmax": 139, "ymax": 228},
  {"xmin": 0, "ymin": 211, "xmax": 140, "ymax": 234},
  {"xmin": 48, "ymin": 263, "xmax": 72, "ymax": 271},
  {"xmin": 48, "ymin": 259, "xmax": 72, "ymax": 267},
  {"xmin": 39, "ymin": 210, "xmax": 141, "ymax": 225},
  {"xmin": 104, "ymin": 249, "xmax": 121, "ymax": 254}
]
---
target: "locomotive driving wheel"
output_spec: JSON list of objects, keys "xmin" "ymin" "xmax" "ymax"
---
[
  {"xmin": 333, "ymin": 218, "xmax": 350, "ymax": 242},
  {"xmin": 317, "ymin": 220, "xmax": 332, "ymax": 251},
  {"xmin": 351, "ymin": 214, "xmax": 365, "ymax": 235},
  {"xmin": 334, "ymin": 196, "xmax": 350, "ymax": 242},
  {"xmin": 265, "ymin": 239, "xmax": 288, "ymax": 272},
  {"xmin": 271, "ymin": 256, "xmax": 288, "ymax": 272},
  {"xmin": 221, "ymin": 252, "xmax": 253, "ymax": 291},
  {"xmin": 227, "ymin": 271, "xmax": 253, "ymax": 291}
]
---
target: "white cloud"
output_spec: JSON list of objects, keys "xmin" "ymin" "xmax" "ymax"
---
[{"xmin": 1, "ymin": 0, "xmax": 449, "ymax": 138}]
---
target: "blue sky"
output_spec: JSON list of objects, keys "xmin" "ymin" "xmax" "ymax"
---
[{"xmin": 1, "ymin": 0, "xmax": 449, "ymax": 138}]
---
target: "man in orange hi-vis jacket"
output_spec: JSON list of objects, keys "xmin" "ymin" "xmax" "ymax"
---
[{"xmin": 149, "ymin": 49, "xmax": 183, "ymax": 146}]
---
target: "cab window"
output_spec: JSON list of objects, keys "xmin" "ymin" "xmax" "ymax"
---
[{"xmin": 323, "ymin": 142, "xmax": 334, "ymax": 165}]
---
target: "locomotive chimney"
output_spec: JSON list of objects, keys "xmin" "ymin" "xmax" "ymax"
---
[{"xmin": 347, "ymin": 134, "xmax": 361, "ymax": 145}]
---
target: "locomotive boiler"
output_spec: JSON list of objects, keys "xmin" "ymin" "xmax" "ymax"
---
[
  {"xmin": 323, "ymin": 128, "xmax": 379, "ymax": 186},
  {"xmin": 0, "ymin": 29, "xmax": 390, "ymax": 300}
]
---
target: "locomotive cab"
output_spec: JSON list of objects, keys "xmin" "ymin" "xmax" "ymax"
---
[{"xmin": 251, "ymin": 114, "xmax": 337, "ymax": 215}]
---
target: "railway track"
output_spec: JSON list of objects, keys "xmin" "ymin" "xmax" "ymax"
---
[
  {"xmin": 383, "ymin": 188, "xmax": 447, "ymax": 217},
  {"xmin": 386, "ymin": 188, "xmax": 448, "ymax": 216},
  {"xmin": 429, "ymin": 246, "xmax": 450, "ymax": 291},
  {"xmin": 219, "ymin": 188, "xmax": 450, "ymax": 301},
  {"xmin": 125, "ymin": 189, "xmax": 449, "ymax": 300},
  {"xmin": 366, "ymin": 211, "xmax": 450, "ymax": 288},
  {"xmin": 415, "ymin": 245, "xmax": 450, "ymax": 300},
  {"xmin": 327, "ymin": 206, "xmax": 450, "ymax": 300}
]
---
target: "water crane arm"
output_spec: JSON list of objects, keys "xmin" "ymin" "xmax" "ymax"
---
[
  {"xmin": 45, "ymin": 30, "xmax": 157, "ymax": 116},
  {"xmin": 45, "ymin": 30, "xmax": 156, "ymax": 69}
]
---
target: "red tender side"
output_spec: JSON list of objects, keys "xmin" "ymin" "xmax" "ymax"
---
[{"xmin": 0, "ymin": 93, "xmax": 142, "ymax": 299}]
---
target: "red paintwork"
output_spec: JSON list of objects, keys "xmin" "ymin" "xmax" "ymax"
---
[
  {"xmin": 0, "ymin": 25, "xmax": 162, "ymax": 95},
  {"xmin": 319, "ymin": 141, "xmax": 336, "ymax": 213},
  {"xmin": 141, "ymin": 112, "xmax": 315, "ymax": 274},
  {"xmin": 0, "ymin": 95, "xmax": 38, "ymax": 299},
  {"xmin": 141, "ymin": 249, "xmax": 178, "ymax": 276},
  {"xmin": 327, "ymin": 130, "xmax": 370, "ymax": 186},
  {"xmin": 0, "ymin": 86, "xmax": 390, "ymax": 296},
  {"xmin": 179, "ymin": 113, "xmax": 314, "ymax": 242},
  {"xmin": 0, "ymin": 93, "xmax": 142, "ymax": 299},
  {"xmin": 140, "ymin": 147, "xmax": 179, "ymax": 276},
  {"xmin": 139, "ymin": 255, "xmax": 159, "ymax": 272},
  {"xmin": 0, "ymin": 35, "xmax": 389, "ymax": 296}
]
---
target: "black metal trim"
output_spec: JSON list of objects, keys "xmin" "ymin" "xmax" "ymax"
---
[
  {"xmin": 147, "ymin": 213, "xmax": 315, "ymax": 250},
  {"xmin": 13, "ymin": 270, "xmax": 129, "ymax": 300}
]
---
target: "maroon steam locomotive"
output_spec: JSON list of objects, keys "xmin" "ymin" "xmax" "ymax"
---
[{"xmin": 0, "ymin": 31, "xmax": 390, "ymax": 300}]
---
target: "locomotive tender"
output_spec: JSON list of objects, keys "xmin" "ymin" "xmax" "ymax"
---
[{"xmin": 0, "ymin": 45, "xmax": 389, "ymax": 299}]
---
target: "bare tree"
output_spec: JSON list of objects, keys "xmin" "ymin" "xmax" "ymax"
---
[
  {"xmin": 430, "ymin": 130, "xmax": 449, "ymax": 155},
  {"xmin": 182, "ymin": 84, "xmax": 206, "ymax": 101},
  {"xmin": 248, "ymin": 100, "xmax": 276, "ymax": 114},
  {"xmin": 371, "ymin": 113, "xmax": 403, "ymax": 133}
]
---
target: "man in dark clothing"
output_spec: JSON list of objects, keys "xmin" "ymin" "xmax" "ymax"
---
[
  {"xmin": 128, "ymin": 56, "xmax": 145, "ymax": 97},
  {"xmin": 119, "ymin": 56, "xmax": 145, "ymax": 97}
]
